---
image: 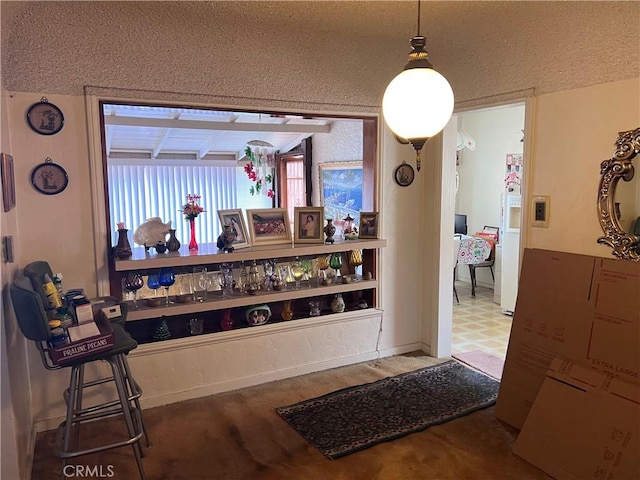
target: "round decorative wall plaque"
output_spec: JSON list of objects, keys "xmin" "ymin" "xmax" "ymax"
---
[
  {"xmin": 394, "ymin": 162, "xmax": 415, "ymax": 187},
  {"xmin": 26, "ymin": 97, "xmax": 64, "ymax": 135},
  {"xmin": 31, "ymin": 157, "xmax": 68, "ymax": 195}
]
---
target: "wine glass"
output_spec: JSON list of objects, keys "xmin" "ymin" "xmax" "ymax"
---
[
  {"xmin": 123, "ymin": 271, "xmax": 144, "ymax": 309},
  {"xmin": 147, "ymin": 272, "xmax": 161, "ymax": 298},
  {"xmin": 193, "ymin": 266, "xmax": 210, "ymax": 301},
  {"xmin": 301, "ymin": 257, "xmax": 313, "ymax": 287},
  {"xmin": 317, "ymin": 255, "xmax": 330, "ymax": 280},
  {"xmin": 329, "ymin": 252, "xmax": 343, "ymax": 280},
  {"xmin": 290, "ymin": 257, "xmax": 305, "ymax": 290},
  {"xmin": 158, "ymin": 267, "xmax": 175, "ymax": 306}
]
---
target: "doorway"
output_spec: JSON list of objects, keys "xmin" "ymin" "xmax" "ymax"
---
[{"xmin": 451, "ymin": 102, "xmax": 526, "ymax": 359}]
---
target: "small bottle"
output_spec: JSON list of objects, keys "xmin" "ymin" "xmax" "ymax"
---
[
  {"xmin": 47, "ymin": 319, "xmax": 69, "ymax": 347},
  {"xmin": 55, "ymin": 311, "xmax": 73, "ymax": 329},
  {"xmin": 42, "ymin": 273, "xmax": 63, "ymax": 309}
]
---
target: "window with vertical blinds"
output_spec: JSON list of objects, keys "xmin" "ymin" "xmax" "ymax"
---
[
  {"xmin": 107, "ymin": 160, "xmax": 238, "ymax": 246},
  {"xmin": 285, "ymin": 158, "xmax": 305, "ymax": 227}
]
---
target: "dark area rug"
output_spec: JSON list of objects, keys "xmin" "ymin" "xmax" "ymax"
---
[{"xmin": 275, "ymin": 360, "xmax": 500, "ymax": 459}]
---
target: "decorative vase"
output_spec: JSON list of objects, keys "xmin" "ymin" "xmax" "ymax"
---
[
  {"xmin": 245, "ymin": 304, "xmax": 271, "ymax": 327},
  {"xmin": 166, "ymin": 228, "xmax": 181, "ymax": 252},
  {"xmin": 114, "ymin": 228, "xmax": 132, "ymax": 259},
  {"xmin": 220, "ymin": 309, "xmax": 234, "ymax": 331},
  {"xmin": 324, "ymin": 218, "xmax": 336, "ymax": 244},
  {"xmin": 331, "ymin": 294, "xmax": 345, "ymax": 313},
  {"xmin": 282, "ymin": 300, "xmax": 294, "ymax": 321},
  {"xmin": 216, "ymin": 224, "xmax": 237, "ymax": 253},
  {"xmin": 188, "ymin": 218, "xmax": 198, "ymax": 251}
]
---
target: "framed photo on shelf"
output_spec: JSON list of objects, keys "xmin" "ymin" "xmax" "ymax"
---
[
  {"xmin": 319, "ymin": 161, "xmax": 363, "ymax": 228},
  {"xmin": 293, "ymin": 206, "xmax": 325, "ymax": 244},
  {"xmin": 217, "ymin": 209, "xmax": 250, "ymax": 249},
  {"xmin": 358, "ymin": 212, "xmax": 379, "ymax": 239},
  {"xmin": 246, "ymin": 208, "xmax": 292, "ymax": 246}
]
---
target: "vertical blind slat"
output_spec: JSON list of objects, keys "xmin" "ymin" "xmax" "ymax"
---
[{"xmin": 108, "ymin": 163, "xmax": 237, "ymax": 246}]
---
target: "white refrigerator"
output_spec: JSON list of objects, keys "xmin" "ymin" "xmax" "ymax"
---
[{"xmin": 500, "ymin": 193, "xmax": 521, "ymax": 314}]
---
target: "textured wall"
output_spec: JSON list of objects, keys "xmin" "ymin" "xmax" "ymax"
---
[{"xmin": 2, "ymin": 1, "xmax": 639, "ymax": 107}]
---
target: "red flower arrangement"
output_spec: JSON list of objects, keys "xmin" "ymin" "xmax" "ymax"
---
[{"xmin": 182, "ymin": 194, "xmax": 205, "ymax": 220}]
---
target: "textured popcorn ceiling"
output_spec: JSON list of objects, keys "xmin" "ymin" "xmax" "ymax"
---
[{"xmin": 1, "ymin": 1, "xmax": 639, "ymax": 108}]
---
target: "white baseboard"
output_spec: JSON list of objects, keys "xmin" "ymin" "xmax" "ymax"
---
[{"xmin": 34, "ymin": 343, "xmax": 431, "ymax": 432}]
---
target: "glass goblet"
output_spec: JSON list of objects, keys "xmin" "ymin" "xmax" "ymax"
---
[
  {"xmin": 123, "ymin": 271, "xmax": 144, "ymax": 309},
  {"xmin": 193, "ymin": 266, "xmax": 210, "ymax": 302},
  {"xmin": 329, "ymin": 252, "xmax": 344, "ymax": 279},
  {"xmin": 147, "ymin": 272, "xmax": 161, "ymax": 298},
  {"xmin": 158, "ymin": 267, "xmax": 176, "ymax": 306},
  {"xmin": 317, "ymin": 255, "xmax": 330, "ymax": 280},
  {"xmin": 290, "ymin": 257, "xmax": 305, "ymax": 290}
]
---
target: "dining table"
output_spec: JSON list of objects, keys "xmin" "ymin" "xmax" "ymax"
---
[{"xmin": 455, "ymin": 234, "xmax": 494, "ymax": 297}]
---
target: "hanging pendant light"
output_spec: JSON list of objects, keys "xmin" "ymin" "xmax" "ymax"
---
[{"xmin": 382, "ymin": 0, "xmax": 454, "ymax": 171}]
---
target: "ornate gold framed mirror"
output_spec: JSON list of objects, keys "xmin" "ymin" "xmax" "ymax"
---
[{"xmin": 597, "ymin": 127, "xmax": 640, "ymax": 261}]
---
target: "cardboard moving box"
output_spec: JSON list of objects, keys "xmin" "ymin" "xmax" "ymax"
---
[
  {"xmin": 496, "ymin": 249, "xmax": 640, "ymax": 430},
  {"xmin": 513, "ymin": 358, "xmax": 640, "ymax": 480}
]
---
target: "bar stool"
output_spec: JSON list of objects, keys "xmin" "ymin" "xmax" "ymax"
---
[
  {"xmin": 23, "ymin": 260, "xmax": 150, "ymax": 447},
  {"xmin": 10, "ymin": 276, "xmax": 148, "ymax": 480}
]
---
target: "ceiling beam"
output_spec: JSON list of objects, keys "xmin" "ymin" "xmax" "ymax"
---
[
  {"xmin": 152, "ymin": 113, "xmax": 181, "ymax": 159},
  {"xmin": 104, "ymin": 116, "xmax": 332, "ymax": 134}
]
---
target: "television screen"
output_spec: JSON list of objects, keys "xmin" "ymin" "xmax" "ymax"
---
[{"xmin": 454, "ymin": 214, "xmax": 467, "ymax": 235}]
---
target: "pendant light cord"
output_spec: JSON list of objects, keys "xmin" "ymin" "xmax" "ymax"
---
[{"xmin": 416, "ymin": 0, "xmax": 421, "ymax": 36}]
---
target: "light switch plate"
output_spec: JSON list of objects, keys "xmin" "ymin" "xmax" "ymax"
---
[{"xmin": 531, "ymin": 196, "xmax": 550, "ymax": 228}]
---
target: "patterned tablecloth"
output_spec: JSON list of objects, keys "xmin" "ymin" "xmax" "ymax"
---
[{"xmin": 456, "ymin": 235, "xmax": 493, "ymax": 265}]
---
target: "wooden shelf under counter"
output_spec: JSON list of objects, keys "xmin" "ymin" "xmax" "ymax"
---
[{"xmin": 124, "ymin": 278, "xmax": 378, "ymax": 322}]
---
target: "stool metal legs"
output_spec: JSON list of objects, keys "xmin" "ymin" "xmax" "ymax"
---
[
  {"xmin": 117, "ymin": 354, "xmax": 151, "ymax": 447},
  {"xmin": 56, "ymin": 354, "xmax": 147, "ymax": 480}
]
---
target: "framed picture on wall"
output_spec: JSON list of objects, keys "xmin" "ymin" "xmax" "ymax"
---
[
  {"xmin": 217, "ymin": 209, "xmax": 250, "ymax": 249},
  {"xmin": 246, "ymin": 208, "xmax": 292, "ymax": 245},
  {"xmin": 1, "ymin": 153, "xmax": 16, "ymax": 212},
  {"xmin": 319, "ymin": 161, "xmax": 363, "ymax": 229},
  {"xmin": 293, "ymin": 206, "xmax": 325, "ymax": 244}
]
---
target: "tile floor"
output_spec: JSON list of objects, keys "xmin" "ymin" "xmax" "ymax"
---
[{"xmin": 452, "ymin": 280, "xmax": 513, "ymax": 358}]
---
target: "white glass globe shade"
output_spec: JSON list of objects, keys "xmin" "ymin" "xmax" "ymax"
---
[{"xmin": 382, "ymin": 68, "xmax": 454, "ymax": 140}]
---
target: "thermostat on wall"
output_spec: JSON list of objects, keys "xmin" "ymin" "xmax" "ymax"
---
[{"xmin": 531, "ymin": 195, "xmax": 550, "ymax": 228}]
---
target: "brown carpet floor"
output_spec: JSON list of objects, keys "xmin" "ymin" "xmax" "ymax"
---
[{"xmin": 32, "ymin": 353, "xmax": 550, "ymax": 479}]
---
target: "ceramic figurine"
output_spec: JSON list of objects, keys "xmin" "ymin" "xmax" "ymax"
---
[
  {"xmin": 216, "ymin": 224, "xmax": 237, "ymax": 252},
  {"xmin": 133, "ymin": 217, "xmax": 172, "ymax": 250}
]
